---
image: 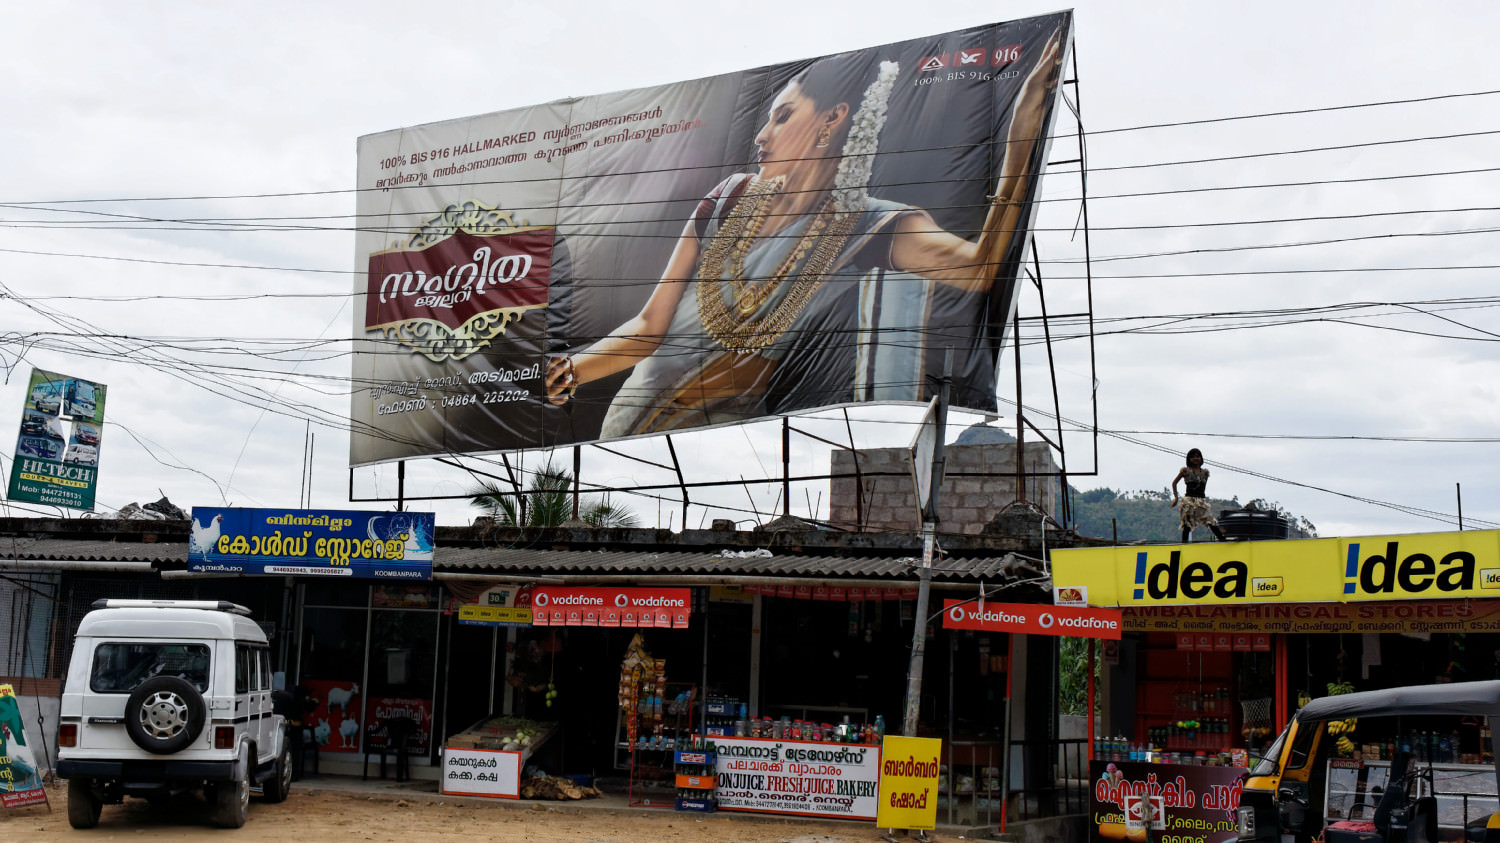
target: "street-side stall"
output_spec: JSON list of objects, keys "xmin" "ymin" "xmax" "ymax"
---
[
  {"xmin": 1053, "ymin": 528, "xmax": 1500, "ymax": 842},
  {"xmin": 441, "ymin": 716, "xmax": 555, "ymax": 798}
]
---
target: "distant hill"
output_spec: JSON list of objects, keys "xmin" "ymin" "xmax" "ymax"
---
[{"xmin": 1067, "ymin": 487, "xmax": 1317, "ymax": 543}]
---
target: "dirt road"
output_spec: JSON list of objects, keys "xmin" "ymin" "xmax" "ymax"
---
[{"xmin": 10, "ymin": 781, "xmax": 932, "ymax": 842}]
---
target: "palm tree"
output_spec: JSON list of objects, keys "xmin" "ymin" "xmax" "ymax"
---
[{"xmin": 468, "ymin": 465, "xmax": 638, "ymax": 528}]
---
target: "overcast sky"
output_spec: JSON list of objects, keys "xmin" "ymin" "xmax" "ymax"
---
[{"xmin": 2, "ymin": 1, "xmax": 1498, "ymax": 538}]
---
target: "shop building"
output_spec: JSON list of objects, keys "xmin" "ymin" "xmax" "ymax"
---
[
  {"xmin": 1052, "ymin": 528, "xmax": 1500, "ymax": 841},
  {"xmin": 0, "ymin": 514, "xmax": 1090, "ymax": 830}
]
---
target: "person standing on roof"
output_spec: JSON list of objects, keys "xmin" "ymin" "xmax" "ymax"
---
[{"xmin": 1171, "ymin": 448, "xmax": 1228, "ymax": 542}]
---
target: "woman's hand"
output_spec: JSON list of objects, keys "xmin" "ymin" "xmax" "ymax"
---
[
  {"xmin": 544, "ymin": 355, "xmax": 578, "ymax": 406},
  {"xmin": 1170, "ymin": 496, "xmax": 1180, "ymax": 509},
  {"xmin": 1005, "ymin": 30, "xmax": 1064, "ymax": 165}
]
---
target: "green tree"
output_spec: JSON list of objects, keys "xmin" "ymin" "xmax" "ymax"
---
[
  {"xmin": 1058, "ymin": 636, "xmax": 1102, "ymax": 716},
  {"xmin": 469, "ymin": 465, "xmax": 638, "ymax": 528},
  {"xmin": 1067, "ymin": 486, "xmax": 1317, "ymax": 542}
]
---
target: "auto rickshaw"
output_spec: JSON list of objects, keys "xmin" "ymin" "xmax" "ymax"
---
[{"xmin": 1237, "ymin": 680, "xmax": 1500, "ymax": 843}]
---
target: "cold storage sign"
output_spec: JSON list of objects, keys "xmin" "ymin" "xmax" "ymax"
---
[{"xmin": 187, "ymin": 507, "xmax": 434, "ymax": 580}]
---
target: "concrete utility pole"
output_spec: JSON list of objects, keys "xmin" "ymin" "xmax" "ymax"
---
[{"xmin": 902, "ymin": 351, "xmax": 951, "ymax": 737}]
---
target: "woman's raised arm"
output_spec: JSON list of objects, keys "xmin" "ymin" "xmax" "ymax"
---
[
  {"xmin": 544, "ymin": 221, "xmax": 701, "ymax": 405},
  {"xmin": 887, "ymin": 30, "xmax": 1063, "ymax": 292}
]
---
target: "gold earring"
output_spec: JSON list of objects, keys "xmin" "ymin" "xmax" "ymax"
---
[{"xmin": 815, "ymin": 125, "xmax": 832, "ymax": 148}]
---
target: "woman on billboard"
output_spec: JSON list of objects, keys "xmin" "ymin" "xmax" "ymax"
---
[{"xmin": 546, "ymin": 33, "xmax": 1062, "ymax": 437}]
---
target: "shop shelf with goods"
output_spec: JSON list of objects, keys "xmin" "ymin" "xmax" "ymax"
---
[
  {"xmin": 701, "ymin": 695, "xmax": 744, "ymax": 738},
  {"xmin": 616, "ymin": 635, "xmax": 697, "ymax": 806},
  {"xmin": 1132, "ymin": 634, "xmax": 1241, "ymax": 759},
  {"xmin": 674, "ymin": 747, "xmax": 717, "ymax": 813}
]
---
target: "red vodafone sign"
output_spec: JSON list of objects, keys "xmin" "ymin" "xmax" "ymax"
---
[
  {"xmin": 530, "ymin": 586, "xmax": 691, "ymax": 629},
  {"xmin": 941, "ymin": 600, "xmax": 1122, "ymax": 640}
]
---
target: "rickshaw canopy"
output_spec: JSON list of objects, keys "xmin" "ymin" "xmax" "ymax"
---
[{"xmin": 1298, "ymin": 679, "xmax": 1500, "ymax": 723}]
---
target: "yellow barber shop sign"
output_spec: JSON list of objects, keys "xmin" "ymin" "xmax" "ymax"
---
[
  {"xmin": 1051, "ymin": 529, "xmax": 1500, "ymax": 607},
  {"xmin": 876, "ymin": 735, "xmax": 942, "ymax": 831}
]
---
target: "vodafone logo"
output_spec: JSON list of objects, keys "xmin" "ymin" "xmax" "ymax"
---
[
  {"xmin": 615, "ymin": 594, "xmax": 629, "ymax": 608},
  {"xmin": 941, "ymin": 599, "xmax": 1122, "ymax": 640},
  {"xmin": 534, "ymin": 593, "xmax": 549, "ymax": 607}
]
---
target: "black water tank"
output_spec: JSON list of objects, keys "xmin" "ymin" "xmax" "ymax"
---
[{"xmin": 1218, "ymin": 508, "xmax": 1289, "ymax": 541}]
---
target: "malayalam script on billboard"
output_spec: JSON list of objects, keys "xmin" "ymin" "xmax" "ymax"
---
[{"xmin": 351, "ymin": 13, "xmax": 1073, "ymax": 464}]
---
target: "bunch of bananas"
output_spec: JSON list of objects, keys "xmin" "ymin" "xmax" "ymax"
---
[
  {"xmin": 1326, "ymin": 717, "xmax": 1358, "ymax": 735},
  {"xmin": 1327, "ymin": 717, "xmax": 1358, "ymax": 754}
]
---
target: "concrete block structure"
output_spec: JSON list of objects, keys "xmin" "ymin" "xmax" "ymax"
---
[{"xmin": 828, "ymin": 424, "xmax": 1062, "ymax": 535}]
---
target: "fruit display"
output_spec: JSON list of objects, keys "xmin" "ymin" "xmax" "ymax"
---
[{"xmin": 445, "ymin": 715, "xmax": 554, "ymax": 752}]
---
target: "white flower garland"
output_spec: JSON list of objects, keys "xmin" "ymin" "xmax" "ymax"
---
[{"xmin": 832, "ymin": 60, "xmax": 899, "ymax": 215}]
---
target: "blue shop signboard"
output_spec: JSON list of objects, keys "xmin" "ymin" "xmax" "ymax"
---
[{"xmin": 187, "ymin": 507, "xmax": 434, "ymax": 580}]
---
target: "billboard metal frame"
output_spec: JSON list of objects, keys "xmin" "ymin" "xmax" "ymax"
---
[{"xmin": 349, "ymin": 39, "xmax": 1100, "ymax": 532}]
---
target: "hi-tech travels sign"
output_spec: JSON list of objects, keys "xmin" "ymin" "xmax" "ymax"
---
[
  {"xmin": 1051, "ymin": 529, "xmax": 1500, "ymax": 606},
  {"xmin": 7, "ymin": 368, "xmax": 107, "ymax": 511},
  {"xmin": 350, "ymin": 12, "xmax": 1073, "ymax": 463}
]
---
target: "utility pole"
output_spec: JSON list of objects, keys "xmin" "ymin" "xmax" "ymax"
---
[{"xmin": 902, "ymin": 351, "xmax": 951, "ymax": 737}]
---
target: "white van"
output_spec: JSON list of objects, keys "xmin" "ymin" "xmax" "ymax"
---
[{"xmin": 56, "ymin": 600, "xmax": 290, "ymax": 828}]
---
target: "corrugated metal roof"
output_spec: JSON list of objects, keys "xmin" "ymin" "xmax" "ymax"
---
[
  {"xmin": 435, "ymin": 547, "xmax": 1034, "ymax": 582},
  {"xmin": 0, "ymin": 537, "xmax": 185, "ymax": 564},
  {"xmin": 0, "ymin": 537, "xmax": 1041, "ymax": 585}
]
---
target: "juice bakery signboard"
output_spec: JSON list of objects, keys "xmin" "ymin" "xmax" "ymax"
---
[
  {"xmin": 187, "ymin": 507, "xmax": 434, "ymax": 580},
  {"xmin": 713, "ymin": 736, "xmax": 881, "ymax": 820},
  {"xmin": 1090, "ymin": 760, "xmax": 1243, "ymax": 843}
]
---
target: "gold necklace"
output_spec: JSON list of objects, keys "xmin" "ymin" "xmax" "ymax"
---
[{"xmin": 697, "ymin": 179, "xmax": 857, "ymax": 352}]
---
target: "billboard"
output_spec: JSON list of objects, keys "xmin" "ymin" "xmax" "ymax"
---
[
  {"xmin": 186, "ymin": 507, "xmax": 434, "ymax": 580},
  {"xmin": 351, "ymin": 13, "xmax": 1073, "ymax": 464},
  {"xmin": 7, "ymin": 368, "xmax": 107, "ymax": 511}
]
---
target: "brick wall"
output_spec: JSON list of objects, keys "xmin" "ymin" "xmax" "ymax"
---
[{"xmin": 829, "ymin": 442, "xmax": 1060, "ymax": 534}]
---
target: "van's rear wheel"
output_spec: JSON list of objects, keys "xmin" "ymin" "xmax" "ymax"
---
[
  {"xmin": 212, "ymin": 747, "xmax": 250, "ymax": 828},
  {"xmin": 67, "ymin": 778, "xmax": 102, "ymax": 829},
  {"xmin": 262, "ymin": 743, "xmax": 292, "ymax": 803}
]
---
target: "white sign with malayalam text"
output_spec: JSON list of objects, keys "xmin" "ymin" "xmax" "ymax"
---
[
  {"xmin": 440, "ymin": 747, "xmax": 521, "ymax": 798},
  {"xmin": 712, "ymin": 736, "xmax": 882, "ymax": 820}
]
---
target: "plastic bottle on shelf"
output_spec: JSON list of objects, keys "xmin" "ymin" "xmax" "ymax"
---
[{"xmin": 875, "ymin": 715, "xmax": 886, "ymax": 741}]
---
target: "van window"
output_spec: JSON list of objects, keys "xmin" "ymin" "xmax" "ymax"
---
[
  {"xmin": 235, "ymin": 646, "xmax": 250, "ymax": 694},
  {"xmin": 257, "ymin": 649, "xmax": 271, "ymax": 692},
  {"xmin": 91, "ymin": 643, "xmax": 210, "ymax": 694}
]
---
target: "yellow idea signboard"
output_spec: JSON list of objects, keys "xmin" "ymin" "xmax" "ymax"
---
[
  {"xmin": 1051, "ymin": 529, "xmax": 1500, "ymax": 607},
  {"xmin": 875, "ymin": 736, "xmax": 942, "ymax": 831}
]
